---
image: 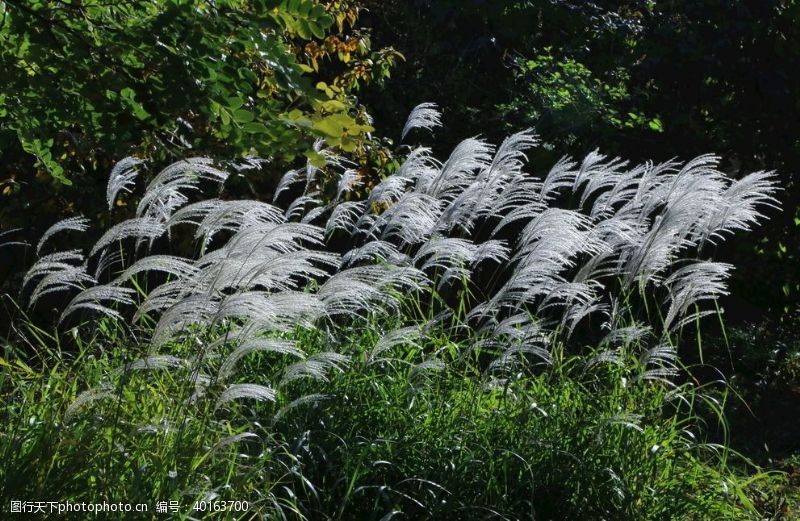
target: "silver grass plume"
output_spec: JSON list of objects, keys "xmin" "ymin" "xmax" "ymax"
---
[
  {"xmin": 336, "ymin": 169, "xmax": 363, "ymax": 201},
  {"xmin": 662, "ymin": 261, "xmax": 732, "ymax": 332},
  {"xmin": 36, "ymin": 216, "xmax": 90, "ymax": 256},
  {"xmin": 64, "ymin": 384, "xmax": 116, "ymax": 423},
  {"xmin": 121, "ymin": 355, "xmax": 189, "ymax": 372},
  {"xmin": 369, "ymin": 325, "xmax": 424, "ymax": 364},
  {"xmin": 280, "ymin": 352, "xmax": 350, "ymax": 386},
  {"xmin": 215, "ymin": 384, "xmax": 276, "ymax": 411},
  {"xmin": 23, "ymin": 250, "xmax": 85, "ymax": 289},
  {"xmin": 89, "ymin": 217, "xmax": 165, "ymax": 257},
  {"xmin": 327, "ymin": 201, "xmax": 367, "ymax": 235},
  {"xmin": 341, "ymin": 240, "xmax": 405, "ymax": 268},
  {"xmin": 113, "ymin": 255, "xmax": 199, "ymax": 284},
  {"xmin": 273, "ymin": 394, "xmax": 329, "ymax": 423},
  {"xmin": 218, "ymin": 339, "xmax": 304, "ymax": 381},
  {"xmin": 60, "ymin": 284, "xmax": 136, "ymax": 324},
  {"xmin": 107, "ymin": 157, "xmax": 142, "ymax": 210},
  {"xmin": 138, "ymin": 158, "xmax": 229, "ymax": 221},
  {"xmin": 28, "ymin": 265, "xmax": 95, "ymax": 308},
  {"xmin": 401, "ymin": 102, "xmax": 442, "ymax": 141}
]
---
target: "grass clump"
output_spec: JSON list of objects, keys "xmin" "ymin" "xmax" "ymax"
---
[{"xmin": 0, "ymin": 105, "xmax": 790, "ymax": 518}]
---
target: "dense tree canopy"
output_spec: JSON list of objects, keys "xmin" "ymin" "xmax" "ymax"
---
[{"xmin": 0, "ymin": 0, "xmax": 400, "ymax": 239}]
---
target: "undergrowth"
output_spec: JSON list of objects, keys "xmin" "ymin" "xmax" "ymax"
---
[{"xmin": 0, "ymin": 312, "xmax": 785, "ymax": 520}]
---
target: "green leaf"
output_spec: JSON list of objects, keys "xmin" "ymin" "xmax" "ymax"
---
[
  {"xmin": 242, "ymin": 122, "xmax": 269, "ymax": 134},
  {"xmin": 304, "ymin": 149, "xmax": 327, "ymax": 168},
  {"xmin": 233, "ymin": 109, "xmax": 255, "ymax": 123},
  {"xmin": 226, "ymin": 97, "xmax": 245, "ymax": 110},
  {"xmin": 309, "ymin": 21, "xmax": 326, "ymax": 39},
  {"xmin": 313, "ymin": 116, "xmax": 346, "ymax": 137}
]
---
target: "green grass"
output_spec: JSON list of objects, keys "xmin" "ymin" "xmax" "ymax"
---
[{"xmin": 1, "ymin": 310, "xmax": 791, "ymax": 520}]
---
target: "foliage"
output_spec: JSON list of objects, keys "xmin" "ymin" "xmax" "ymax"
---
[
  {"xmin": 0, "ymin": 0, "xmax": 403, "ymax": 263},
  {"xmin": 1, "ymin": 318, "xmax": 785, "ymax": 519},
  {"xmin": 499, "ymin": 50, "xmax": 662, "ymax": 149},
  {"xmin": 699, "ymin": 316, "xmax": 800, "ymax": 471},
  {"xmin": 362, "ymin": 0, "xmax": 799, "ymax": 166}
]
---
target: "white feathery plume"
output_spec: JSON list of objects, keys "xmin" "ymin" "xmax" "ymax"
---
[
  {"xmin": 273, "ymin": 394, "xmax": 329, "ymax": 422},
  {"xmin": 490, "ymin": 200, "xmax": 546, "ymax": 237},
  {"xmin": 318, "ymin": 265, "xmax": 427, "ymax": 316},
  {"xmin": 59, "ymin": 284, "xmax": 136, "ymax": 324},
  {"xmin": 151, "ymin": 294, "xmax": 220, "ymax": 347},
  {"xmin": 301, "ymin": 205, "xmax": 328, "ymax": 225},
  {"xmin": 698, "ymin": 170, "xmax": 780, "ymax": 247},
  {"xmin": 662, "ymin": 261, "xmax": 731, "ymax": 332},
  {"xmin": 408, "ymin": 359, "xmax": 446, "ymax": 385},
  {"xmin": 23, "ymin": 250, "xmax": 85, "ymax": 289},
  {"xmin": 341, "ymin": 240, "xmax": 405, "ymax": 267},
  {"xmin": 637, "ymin": 343, "xmax": 679, "ymax": 382},
  {"xmin": 488, "ymin": 343, "xmax": 553, "ymax": 373},
  {"xmin": 336, "ymin": 169, "xmax": 363, "ymax": 201},
  {"xmin": 326, "ymin": 201, "xmax": 367, "ymax": 235},
  {"xmin": 0, "ymin": 228, "xmax": 27, "ymax": 250},
  {"xmin": 396, "ymin": 146, "xmax": 440, "ymax": 184},
  {"xmin": 166, "ymin": 199, "xmax": 222, "ymax": 231},
  {"xmin": 215, "ymin": 384, "xmax": 276, "ymax": 410},
  {"xmin": 572, "ymin": 151, "xmax": 627, "ymax": 197},
  {"xmin": 274, "ymin": 169, "xmax": 304, "ymax": 202},
  {"xmin": 583, "ymin": 347, "xmax": 624, "ymax": 371},
  {"xmin": 64, "ymin": 385, "xmax": 115, "ymax": 423},
  {"xmin": 401, "ymin": 102, "xmax": 442, "ymax": 141},
  {"xmin": 280, "ymin": 352, "xmax": 350, "ymax": 386},
  {"xmin": 36, "ymin": 216, "xmax": 90, "ymax": 256},
  {"xmin": 145, "ymin": 157, "xmax": 229, "ymax": 189},
  {"xmin": 285, "ymin": 193, "xmax": 321, "ymax": 222},
  {"xmin": 195, "ymin": 200, "xmax": 284, "ymax": 245},
  {"xmin": 588, "ymin": 163, "xmax": 645, "ymax": 218},
  {"xmin": 94, "ymin": 248, "xmax": 123, "ymax": 279},
  {"xmin": 483, "ymin": 130, "xmax": 539, "ymax": 182},
  {"xmin": 121, "ymin": 355, "xmax": 188, "ymax": 372},
  {"xmin": 540, "ymin": 156, "xmax": 578, "ymax": 200},
  {"xmin": 107, "ymin": 157, "xmax": 142, "ymax": 210},
  {"xmin": 28, "ymin": 265, "xmax": 95, "ymax": 308},
  {"xmin": 89, "ymin": 217, "xmax": 165, "ymax": 257},
  {"xmin": 424, "ymin": 138, "xmax": 493, "ymax": 199},
  {"xmin": 211, "ymin": 432, "xmax": 260, "ymax": 452},
  {"xmin": 134, "ymin": 280, "xmax": 193, "ymax": 321},
  {"xmin": 113, "ymin": 255, "xmax": 198, "ymax": 284},
  {"xmin": 413, "ymin": 237, "xmax": 478, "ymax": 271},
  {"xmin": 600, "ymin": 324, "xmax": 652, "ymax": 348},
  {"xmin": 214, "ymin": 291, "xmax": 324, "ymax": 330},
  {"xmin": 370, "ymin": 325, "xmax": 423, "ymax": 363},
  {"xmin": 218, "ymin": 339, "xmax": 304, "ymax": 381},
  {"xmin": 370, "ymin": 193, "xmax": 442, "ymax": 245},
  {"xmin": 136, "ymin": 158, "xmax": 227, "ymax": 222},
  {"xmin": 369, "ymin": 176, "xmax": 412, "ymax": 207}
]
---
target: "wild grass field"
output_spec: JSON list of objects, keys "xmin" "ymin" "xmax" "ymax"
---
[{"xmin": 2, "ymin": 107, "xmax": 797, "ymax": 519}]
